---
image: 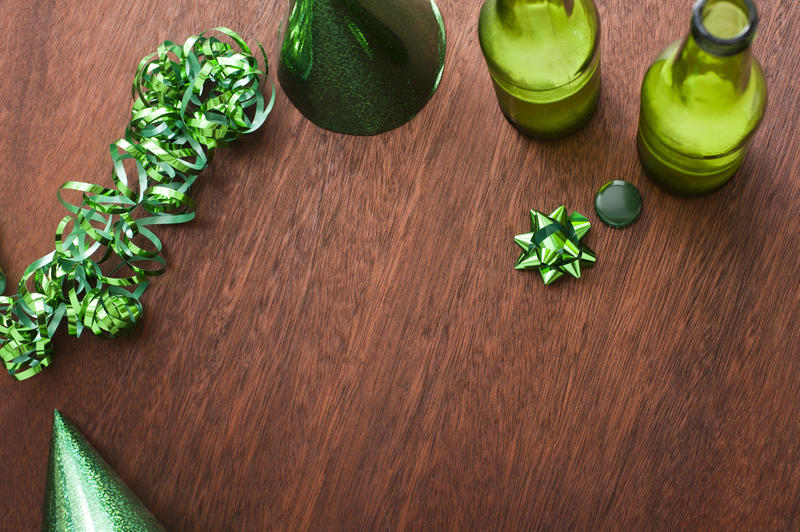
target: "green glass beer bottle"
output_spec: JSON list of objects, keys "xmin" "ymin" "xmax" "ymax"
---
[
  {"xmin": 278, "ymin": 0, "xmax": 447, "ymax": 136},
  {"xmin": 637, "ymin": 0, "xmax": 767, "ymax": 196},
  {"xmin": 478, "ymin": 0, "xmax": 601, "ymax": 139}
]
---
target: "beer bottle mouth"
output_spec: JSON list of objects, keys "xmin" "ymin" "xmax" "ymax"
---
[{"xmin": 691, "ymin": 0, "xmax": 758, "ymax": 56}]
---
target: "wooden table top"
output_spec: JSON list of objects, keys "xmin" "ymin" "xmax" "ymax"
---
[{"xmin": 2, "ymin": 1, "xmax": 799, "ymax": 529}]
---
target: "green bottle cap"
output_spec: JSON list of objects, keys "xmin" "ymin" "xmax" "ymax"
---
[{"xmin": 594, "ymin": 180, "xmax": 642, "ymax": 228}]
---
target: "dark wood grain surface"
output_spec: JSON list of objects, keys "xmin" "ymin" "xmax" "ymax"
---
[{"xmin": 1, "ymin": 0, "xmax": 799, "ymax": 530}]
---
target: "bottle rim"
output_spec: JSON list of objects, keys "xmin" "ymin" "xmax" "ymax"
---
[{"xmin": 691, "ymin": 0, "xmax": 759, "ymax": 56}]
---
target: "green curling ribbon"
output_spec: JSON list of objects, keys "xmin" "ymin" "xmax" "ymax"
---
[
  {"xmin": 0, "ymin": 28, "xmax": 274, "ymax": 381},
  {"xmin": 514, "ymin": 206, "xmax": 597, "ymax": 285}
]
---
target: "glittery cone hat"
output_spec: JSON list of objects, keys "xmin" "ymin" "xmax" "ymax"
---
[
  {"xmin": 43, "ymin": 410, "xmax": 165, "ymax": 531},
  {"xmin": 278, "ymin": 0, "xmax": 447, "ymax": 135}
]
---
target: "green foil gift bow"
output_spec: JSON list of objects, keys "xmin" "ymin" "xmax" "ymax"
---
[
  {"xmin": 514, "ymin": 206, "xmax": 597, "ymax": 285},
  {"xmin": 0, "ymin": 28, "xmax": 274, "ymax": 381}
]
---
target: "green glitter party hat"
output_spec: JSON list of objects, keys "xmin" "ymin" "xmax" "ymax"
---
[
  {"xmin": 278, "ymin": 0, "xmax": 447, "ymax": 135},
  {"xmin": 43, "ymin": 411, "xmax": 165, "ymax": 531}
]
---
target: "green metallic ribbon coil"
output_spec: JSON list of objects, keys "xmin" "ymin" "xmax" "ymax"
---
[
  {"xmin": 0, "ymin": 28, "xmax": 274, "ymax": 380},
  {"xmin": 514, "ymin": 206, "xmax": 597, "ymax": 285}
]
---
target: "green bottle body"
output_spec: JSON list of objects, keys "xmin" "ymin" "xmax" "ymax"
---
[
  {"xmin": 637, "ymin": 0, "xmax": 767, "ymax": 196},
  {"xmin": 278, "ymin": 0, "xmax": 447, "ymax": 136},
  {"xmin": 478, "ymin": 0, "xmax": 601, "ymax": 139}
]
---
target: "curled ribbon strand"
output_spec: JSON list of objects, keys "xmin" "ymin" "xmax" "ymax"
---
[{"xmin": 0, "ymin": 28, "xmax": 274, "ymax": 380}]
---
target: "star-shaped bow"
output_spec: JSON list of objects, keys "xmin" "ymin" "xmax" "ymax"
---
[{"xmin": 514, "ymin": 206, "xmax": 597, "ymax": 285}]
